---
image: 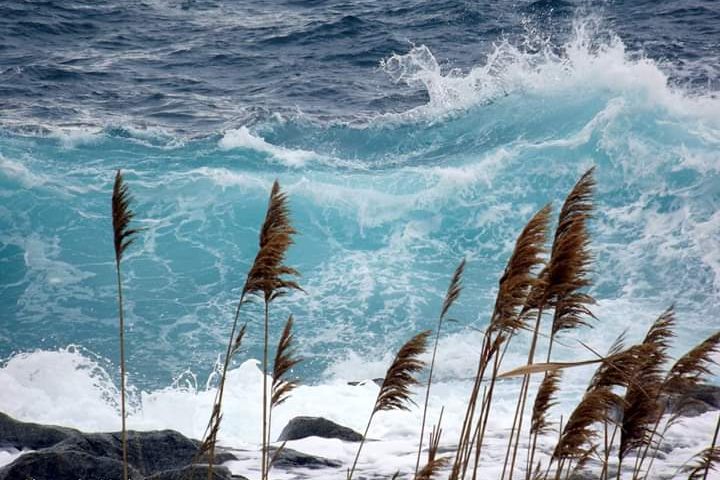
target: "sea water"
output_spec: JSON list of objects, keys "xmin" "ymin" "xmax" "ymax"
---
[{"xmin": 1, "ymin": 1, "xmax": 719, "ymax": 478}]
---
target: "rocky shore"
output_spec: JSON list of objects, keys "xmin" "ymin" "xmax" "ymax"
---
[{"xmin": 0, "ymin": 413, "xmax": 365, "ymax": 480}]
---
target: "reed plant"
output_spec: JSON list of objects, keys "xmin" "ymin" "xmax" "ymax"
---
[
  {"xmin": 198, "ymin": 180, "xmax": 301, "ymax": 480},
  {"xmin": 111, "ymin": 170, "xmax": 140, "ymax": 480},
  {"xmin": 108, "ymin": 170, "xmax": 720, "ymax": 480},
  {"xmin": 414, "ymin": 258, "xmax": 465, "ymax": 477},
  {"xmin": 347, "ymin": 330, "xmax": 431, "ymax": 480}
]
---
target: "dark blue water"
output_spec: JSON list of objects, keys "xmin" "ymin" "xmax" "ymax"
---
[
  {"xmin": 1, "ymin": 0, "xmax": 719, "ymax": 394},
  {"xmin": 1, "ymin": 1, "xmax": 718, "ymax": 133}
]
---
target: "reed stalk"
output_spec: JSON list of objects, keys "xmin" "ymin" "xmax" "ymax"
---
[
  {"xmin": 415, "ymin": 408, "xmax": 448, "ymax": 480},
  {"xmin": 111, "ymin": 170, "xmax": 140, "ymax": 480},
  {"xmin": 414, "ymin": 259, "xmax": 465, "ymax": 478},
  {"xmin": 635, "ymin": 331, "xmax": 720, "ymax": 478},
  {"xmin": 199, "ymin": 180, "xmax": 300, "ymax": 480},
  {"xmin": 266, "ymin": 315, "xmax": 301, "ymax": 477},
  {"xmin": 347, "ymin": 331, "xmax": 430, "ymax": 480}
]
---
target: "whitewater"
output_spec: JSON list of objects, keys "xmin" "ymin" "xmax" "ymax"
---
[{"xmin": 1, "ymin": 6, "xmax": 720, "ymax": 479}]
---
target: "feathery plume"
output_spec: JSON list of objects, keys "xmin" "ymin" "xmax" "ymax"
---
[
  {"xmin": 111, "ymin": 169, "xmax": 140, "ymax": 480},
  {"xmin": 415, "ymin": 259, "xmax": 465, "ymax": 477},
  {"xmin": 243, "ymin": 180, "xmax": 301, "ymax": 302},
  {"xmin": 452, "ymin": 205, "xmax": 551, "ymax": 480},
  {"xmin": 112, "ymin": 170, "xmax": 140, "ymax": 264},
  {"xmin": 552, "ymin": 387, "xmax": 621, "ymax": 460},
  {"xmin": 687, "ymin": 413, "xmax": 720, "ymax": 480},
  {"xmin": 531, "ymin": 370, "xmax": 562, "ymax": 436},
  {"xmin": 586, "ymin": 333, "xmax": 640, "ymax": 392},
  {"xmin": 552, "ymin": 335, "xmax": 631, "ymax": 463},
  {"xmin": 348, "ymin": 331, "xmax": 431, "ymax": 480},
  {"xmin": 271, "ymin": 315, "xmax": 301, "ymax": 407},
  {"xmin": 546, "ymin": 167, "xmax": 596, "ymax": 337},
  {"xmin": 441, "ymin": 258, "xmax": 466, "ymax": 321},
  {"xmin": 490, "ymin": 204, "xmax": 551, "ymax": 334},
  {"xmin": 664, "ymin": 331, "xmax": 720, "ymax": 394},
  {"xmin": 502, "ymin": 169, "xmax": 595, "ymax": 480},
  {"xmin": 374, "ymin": 330, "xmax": 431, "ymax": 413},
  {"xmin": 619, "ymin": 307, "xmax": 675, "ymax": 461},
  {"xmin": 683, "ymin": 447, "xmax": 720, "ymax": 479},
  {"xmin": 231, "ymin": 324, "xmax": 247, "ymax": 356}
]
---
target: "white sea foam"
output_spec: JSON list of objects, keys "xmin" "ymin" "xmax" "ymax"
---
[
  {"xmin": 0, "ymin": 156, "xmax": 48, "ymax": 188},
  {"xmin": 0, "ymin": 346, "xmax": 716, "ymax": 479},
  {"xmin": 49, "ymin": 127, "xmax": 103, "ymax": 149},
  {"xmin": 380, "ymin": 19, "xmax": 720, "ymax": 124},
  {"xmin": 219, "ymin": 127, "xmax": 319, "ymax": 167}
]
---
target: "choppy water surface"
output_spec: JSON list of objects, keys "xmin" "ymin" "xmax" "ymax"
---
[{"xmin": 1, "ymin": 1, "xmax": 719, "ymax": 478}]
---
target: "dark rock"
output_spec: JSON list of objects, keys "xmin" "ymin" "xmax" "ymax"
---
[
  {"xmin": 663, "ymin": 383, "xmax": 720, "ymax": 417},
  {"xmin": 0, "ymin": 412, "xmax": 239, "ymax": 480},
  {"xmin": 0, "ymin": 449, "xmax": 142, "ymax": 480},
  {"xmin": 347, "ymin": 378, "xmax": 384, "ymax": 387},
  {"xmin": 51, "ymin": 429, "xmax": 217, "ymax": 475},
  {"xmin": 277, "ymin": 416, "xmax": 363, "ymax": 442},
  {"xmin": 0, "ymin": 412, "xmax": 77, "ymax": 450},
  {"xmin": 144, "ymin": 464, "xmax": 242, "ymax": 480},
  {"xmin": 269, "ymin": 446, "xmax": 341, "ymax": 469}
]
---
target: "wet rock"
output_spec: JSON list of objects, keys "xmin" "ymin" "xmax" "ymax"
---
[
  {"xmin": 663, "ymin": 383, "xmax": 720, "ymax": 417},
  {"xmin": 144, "ymin": 464, "xmax": 244, "ymax": 480},
  {"xmin": 269, "ymin": 446, "xmax": 342, "ymax": 469},
  {"xmin": 348, "ymin": 378, "xmax": 384, "ymax": 387},
  {"xmin": 0, "ymin": 412, "xmax": 238, "ymax": 480},
  {"xmin": 0, "ymin": 412, "xmax": 76, "ymax": 450},
  {"xmin": 0, "ymin": 448, "xmax": 141, "ymax": 479},
  {"xmin": 277, "ymin": 416, "xmax": 363, "ymax": 442}
]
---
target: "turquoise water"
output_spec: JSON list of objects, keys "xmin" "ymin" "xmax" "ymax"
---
[
  {"xmin": 2, "ymin": 28, "xmax": 719, "ymax": 392},
  {"xmin": 2, "ymin": 13, "xmax": 720, "ymax": 477}
]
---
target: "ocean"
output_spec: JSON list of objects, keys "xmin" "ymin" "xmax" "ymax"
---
[{"xmin": 1, "ymin": 1, "xmax": 719, "ymax": 478}]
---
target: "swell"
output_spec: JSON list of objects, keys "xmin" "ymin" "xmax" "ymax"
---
[{"xmin": 1, "ymin": 17, "xmax": 719, "ymax": 389}]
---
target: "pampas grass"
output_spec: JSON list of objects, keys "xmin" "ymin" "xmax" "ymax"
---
[
  {"xmin": 347, "ymin": 330, "xmax": 431, "ymax": 480},
  {"xmin": 414, "ymin": 258, "xmax": 465, "ymax": 477},
  {"xmin": 271, "ymin": 315, "xmax": 301, "ymax": 408},
  {"xmin": 527, "ymin": 370, "xmax": 562, "ymax": 479},
  {"xmin": 416, "ymin": 408, "xmax": 449, "ymax": 480},
  {"xmin": 504, "ymin": 168, "xmax": 596, "ymax": 480},
  {"xmin": 450, "ymin": 204, "xmax": 551, "ymax": 480},
  {"xmin": 111, "ymin": 169, "xmax": 140, "ymax": 480},
  {"xmin": 636, "ymin": 330, "xmax": 720, "ymax": 478},
  {"xmin": 265, "ymin": 315, "xmax": 302, "ymax": 477},
  {"xmin": 200, "ymin": 180, "xmax": 300, "ymax": 480},
  {"xmin": 105, "ymin": 169, "xmax": 720, "ymax": 480},
  {"xmin": 246, "ymin": 180, "xmax": 300, "ymax": 480},
  {"xmin": 620, "ymin": 308, "xmax": 675, "ymax": 475},
  {"xmin": 682, "ymin": 413, "xmax": 720, "ymax": 480}
]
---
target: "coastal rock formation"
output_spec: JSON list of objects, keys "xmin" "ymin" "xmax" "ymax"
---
[
  {"xmin": 269, "ymin": 446, "xmax": 342, "ymax": 469},
  {"xmin": 0, "ymin": 413, "xmax": 238, "ymax": 480},
  {"xmin": 663, "ymin": 383, "xmax": 720, "ymax": 417},
  {"xmin": 277, "ymin": 416, "xmax": 364, "ymax": 442}
]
